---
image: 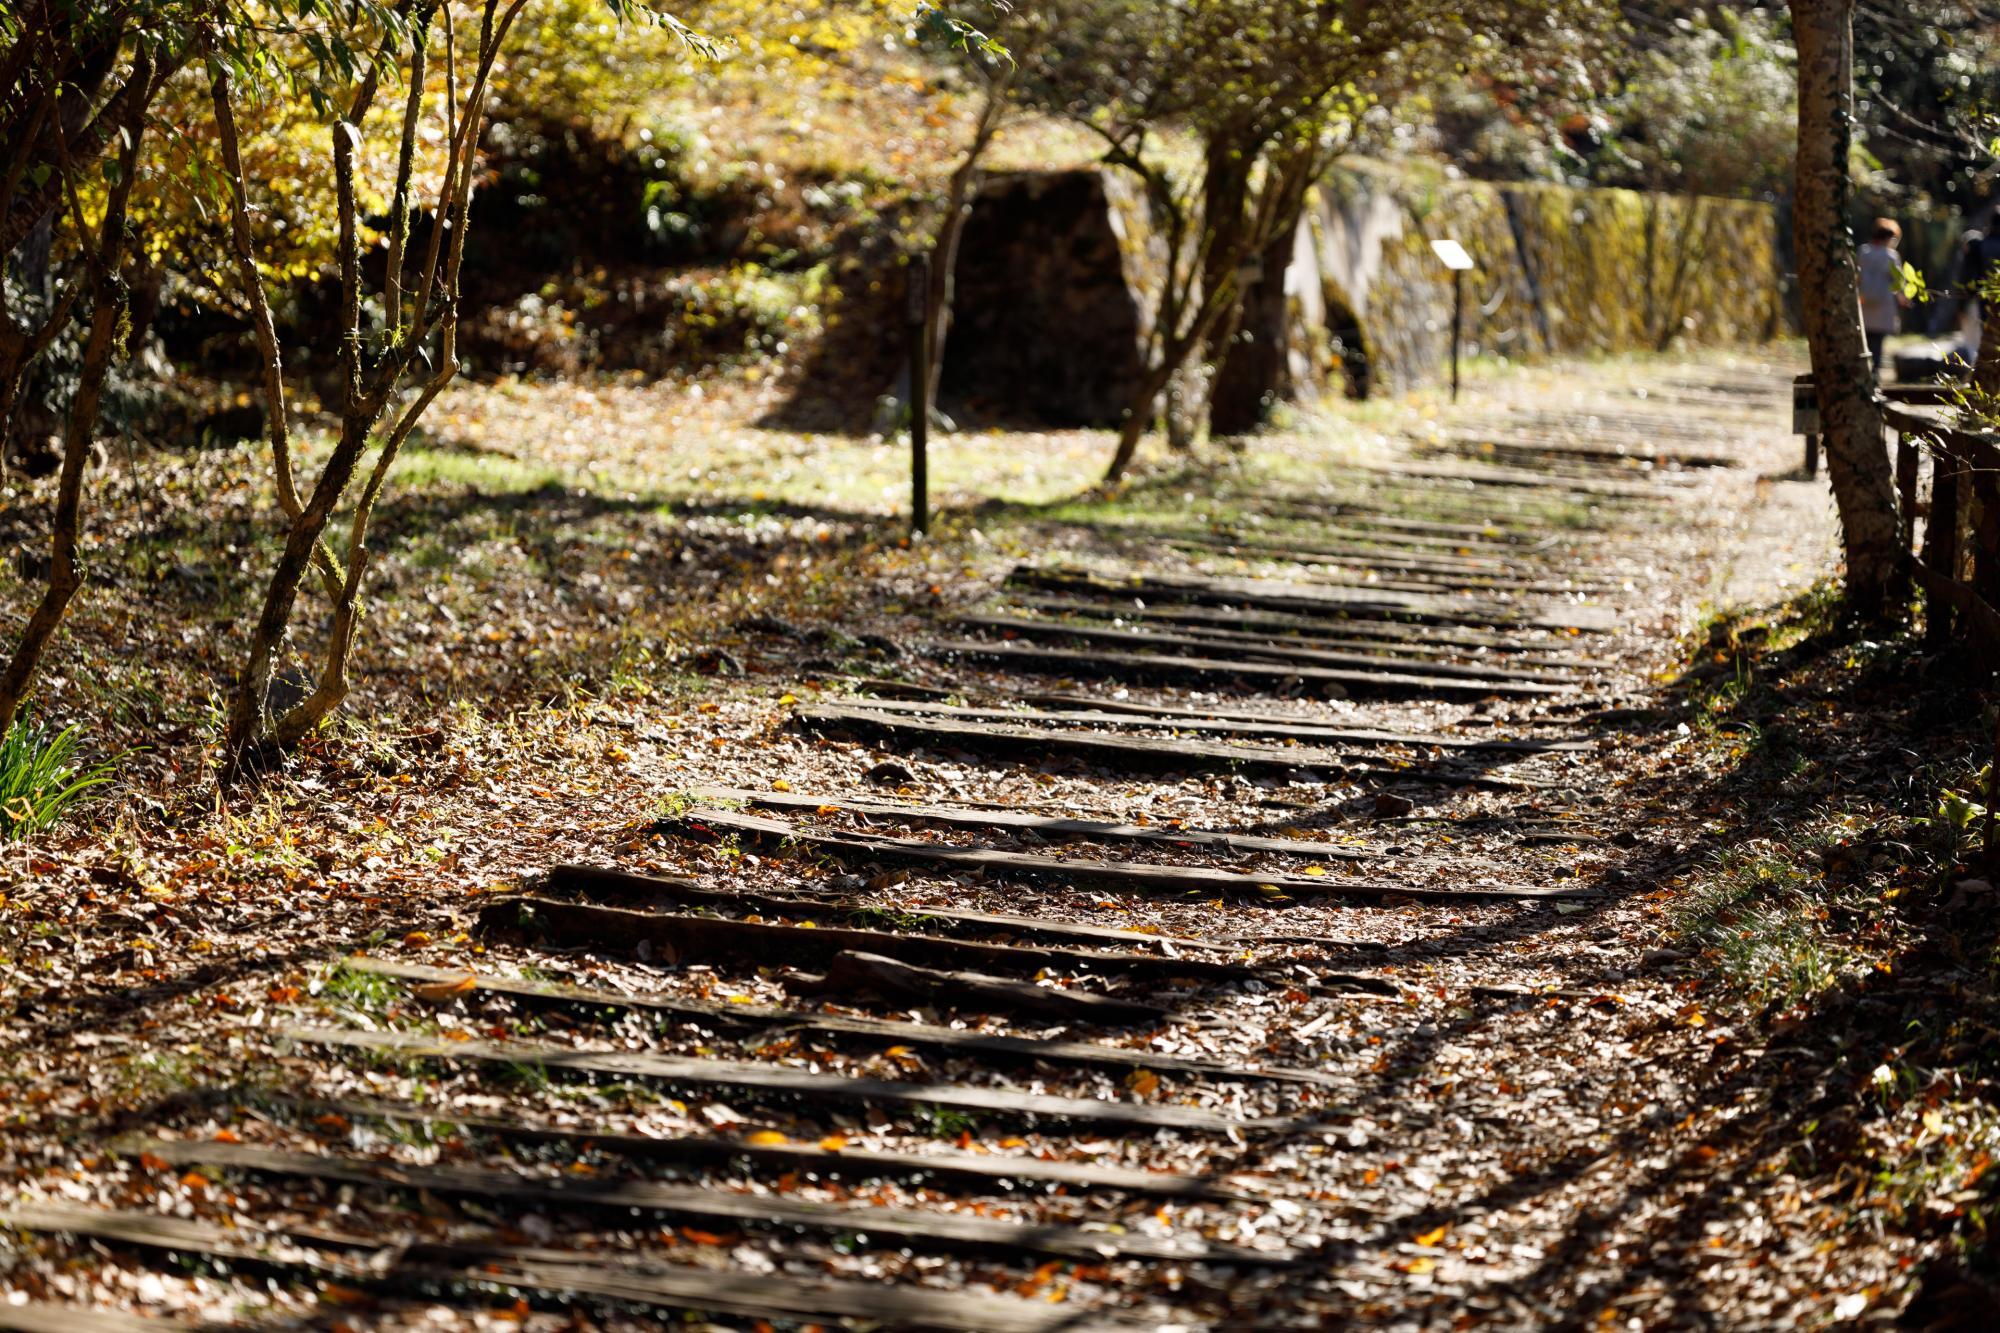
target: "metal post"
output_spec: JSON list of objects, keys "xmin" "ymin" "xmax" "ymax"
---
[
  {"xmin": 1451, "ymin": 268, "xmax": 1464, "ymax": 404},
  {"xmin": 907, "ymin": 253, "xmax": 931, "ymax": 536}
]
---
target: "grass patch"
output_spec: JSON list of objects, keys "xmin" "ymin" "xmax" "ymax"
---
[
  {"xmin": 319, "ymin": 962, "xmax": 405, "ymax": 1014},
  {"xmin": 1670, "ymin": 834, "xmax": 1877, "ymax": 1006},
  {"xmin": 0, "ymin": 719, "xmax": 119, "ymax": 838}
]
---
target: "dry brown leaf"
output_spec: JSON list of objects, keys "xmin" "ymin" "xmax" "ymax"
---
[{"xmin": 413, "ymin": 975, "xmax": 478, "ymax": 1003}]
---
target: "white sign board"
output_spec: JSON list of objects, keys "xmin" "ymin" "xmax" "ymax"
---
[{"xmin": 1430, "ymin": 239, "xmax": 1475, "ymax": 271}]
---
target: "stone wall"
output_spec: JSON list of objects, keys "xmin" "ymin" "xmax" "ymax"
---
[
  {"xmin": 926, "ymin": 160, "xmax": 1786, "ymax": 429},
  {"xmin": 935, "ymin": 171, "xmax": 1153, "ymax": 427},
  {"xmin": 1304, "ymin": 161, "xmax": 1788, "ymax": 396}
]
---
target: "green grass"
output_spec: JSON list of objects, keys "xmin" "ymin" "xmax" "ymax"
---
[
  {"xmin": 1670, "ymin": 837, "xmax": 1874, "ymax": 1006},
  {"xmin": 912, "ymin": 1104, "xmax": 978, "ymax": 1138},
  {"xmin": 0, "ymin": 719, "xmax": 119, "ymax": 839},
  {"xmin": 320, "ymin": 962, "xmax": 405, "ymax": 1014}
]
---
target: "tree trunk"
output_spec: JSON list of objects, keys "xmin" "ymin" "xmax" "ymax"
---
[
  {"xmin": 221, "ymin": 417, "xmax": 373, "ymax": 774},
  {"xmin": 1211, "ymin": 220, "xmax": 1299, "ymax": 436},
  {"xmin": 1104, "ymin": 361, "xmax": 1177, "ymax": 484},
  {"xmin": 1789, "ymin": 0, "xmax": 1900, "ymax": 617},
  {"xmin": 925, "ymin": 69, "xmax": 1010, "ymax": 410},
  {"xmin": 0, "ymin": 274, "xmax": 119, "ymax": 735},
  {"xmin": 0, "ymin": 61, "xmax": 147, "ymax": 734}
]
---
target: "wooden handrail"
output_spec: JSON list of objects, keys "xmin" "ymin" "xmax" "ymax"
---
[
  {"xmin": 1905, "ymin": 552, "xmax": 2000, "ymax": 648},
  {"xmin": 1792, "ymin": 373, "xmax": 1965, "ymax": 408},
  {"xmin": 1883, "ymin": 406, "xmax": 2000, "ymax": 473}
]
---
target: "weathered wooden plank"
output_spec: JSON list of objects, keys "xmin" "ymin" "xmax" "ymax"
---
[
  {"xmin": 1353, "ymin": 459, "xmax": 1677, "ymax": 499},
  {"xmin": 1218, "ymin": 521, "xmax": 1539, "ymax": 556},
  {"xmin": 1433, "ymin": 433, "xmax": 1737, "ymax": 470},
  {"xmin": 547, "ymin": 861, "xmax": 1232, "ymax": 952},
  {"xmin": 0, "ymin": 1305, "xmax": 180, "ymax": 1333},
  {"xmin": 279, "ymin": 1026, "xmax": 1281, "ymax": 1133},
  {"xmin": 349, "ymin": 955, "xmax": 1348, "ymax": 1084},
  {"xmin": 1007, "ymin": 567, "xmax": 1618, "ymax": 633},
  {"xmin": 1164, "ymin": 531, "xmax": 1535, "ymax": 575},
  {"xmin": 956, "ymin": 614, "xmax": 1586, "ymax": 686},
  {"xmin": 244, "ymin": 1091, "xmax": 1260, "ymax": 1201},
  {"xmin": 793, "ymin": 950, "xmax": 1169, "ymax": 1023},
  {"xmin": 798, "ymin": 704, "xmax": 1557, "ymax": 791},
  {"xmin": 1253, "ymin": 487, "xmax": 1613, "ymax": 526},
  {"xmin": 933, "ymin": 638, "xmax": 1573, "ymax": 699},
  {"xmin": 0, "ymin": 1203, "xmax": 1148, "ymax": 1333},
  {"xmin": 1164, "ymin": 542, "xmax": 1603, "ymax": 598},
  {"xmin": 1005, "ymin": 595, "xmax": 1598, "ymax": 663},
  {"xmin": 516, "ymin": 879, "xmax": 1265, "ymax": 982},
  {"xmin": 119, "ymin": 1138, "xmax": 1288, "ymax": 1267},
  {"xmin": 671, "ymin": 807, "xmax": 1579, "ymax": 903},
  {"xmin": 695, "ymin": 785, "xmax": 1379, "ymax": 859},
  {"xmin": 1260, "ymin": 507, "xmax": 1563, "ymax": 542},
  {"xmin": 993, "ymin": 696, "xmax": 1591, "ymax": 752},
  {"xmin": 1414, "ymin": 440, "xmax": 1712, "ymax": 484}
]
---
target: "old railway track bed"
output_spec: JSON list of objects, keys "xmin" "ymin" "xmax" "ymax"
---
[{"xmin": 6, "ymin": 360, "xmax": 1803, "ymax": 1329}]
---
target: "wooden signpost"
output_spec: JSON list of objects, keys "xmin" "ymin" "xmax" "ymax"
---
[
  {"xmin": 907, "ymin": 252, "xmax": 932, "ymax": 535},
  {"xmin": 1431, "ymin": 238, "xmax": 1474, "ymax": 403}
]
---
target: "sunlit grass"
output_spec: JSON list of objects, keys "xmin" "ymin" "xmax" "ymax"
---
[{"xmin": 0, "ymin": 719, "xmax": 118, "ymax": 839}]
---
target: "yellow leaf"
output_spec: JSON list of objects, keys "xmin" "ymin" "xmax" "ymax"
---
[
  {"xmin": 772, "ymin": 778, "xmax": 793, "ymax": 792},
  {"xmin": 884, "ymin": 1045, "xmax": 914, "ymax": 1058},
  {"xmin": 1303, "ymin": 866, "xmax": 1326, "ymax": 877},
  {"xmin": 816, "ymin": 804, "xmax": 842, "ymax": 816},
  {"xmin": 745, "ymin": 1130, "xmax": 789, "ymax": 1146},
  {"xmin": 1125, "ymin": 1069, "xmax": 1160, "ymax": 1098},
  {"xmin": 413, "ymin": 975, "xmax": 478, "ymax": 1003},
  {"xmin": 818, "ymin": 1134, "xmax": 848, "ymax": 1152},
  {"xmin": 402, "ymin": 930, "xmax": 432, "ymax": 948},
  {"xmin": 779, "ymin": 694, "xmax": 799, "ymax": 705},
  {"xmin": 1414, "ymin": 1224, "xmax": 1449, "ymax": 1247}
]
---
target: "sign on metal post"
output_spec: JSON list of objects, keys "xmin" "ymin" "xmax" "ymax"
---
[
  {"xmin": 906, "ymin": 253, "xmax": 932, "ymax": 537},
  {"xmin": 1431, "ymin": 240, "xmax": 1474, "ymax": 404}
]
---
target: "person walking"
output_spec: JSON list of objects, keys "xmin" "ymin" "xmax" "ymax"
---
[{"xmin": 1857, "ymin": 218, "xmax": 1906, "ymax": 380}]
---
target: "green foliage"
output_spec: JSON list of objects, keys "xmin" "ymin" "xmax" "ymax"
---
[
  {"xmin": 913, "ymin": 2, "xmax": 1011, "ymax": 62},
  {"xmin": 0, "ymin": 720, "xmax": 116, "ymax": 839},
  {"xmin": 1431, "ymin": 6, "xmax": 1795, "ymax": 199}
]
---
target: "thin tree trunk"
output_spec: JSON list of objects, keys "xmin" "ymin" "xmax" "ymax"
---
[
  {"xmin": 925, "ymin": 67, "xmax": 1010, "ymax": 409},
  {"xmin": 1790, "ymin": 0, "xmax": 1900, "ymax": 617},
  {"xmin": 0, "ymin": 275, "xmax": 118, "ymax": 734},
  {"xmin": 0, "ymin": 94, "xmax": 146, "ymax": 733},
  {"xmin": 1104, "ymin": 361, "xmax": 1177, "ymax": 483}
]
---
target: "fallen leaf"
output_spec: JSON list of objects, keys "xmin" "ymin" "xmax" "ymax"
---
[{"xmin": 413, "ymin": 975, "xmax": 478, "ymax": 1003}]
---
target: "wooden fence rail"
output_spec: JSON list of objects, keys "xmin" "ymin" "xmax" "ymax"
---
[
  {"xmin": 1879, "ymin": 401, "xmax": 2000, "ymax": 874},
  {"xmin": 1797, "ymin": 375, "xmax": 1999, "ymax": 868},
  {"xmin": 1882, "ymin": 405, "xmax": 2000, "ymax": 654}
]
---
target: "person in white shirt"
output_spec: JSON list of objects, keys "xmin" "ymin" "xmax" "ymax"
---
[{"xmin": 1857, "ymin": 218, "xmax": 1906, "ymax": 380}]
